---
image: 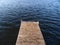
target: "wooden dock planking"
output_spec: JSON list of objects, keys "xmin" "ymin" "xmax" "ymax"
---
[{"xmin": 16, "ymin": 21, "xmax": 45, "ymax": 45}]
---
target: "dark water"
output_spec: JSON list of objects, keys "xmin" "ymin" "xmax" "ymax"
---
[{"xmin": 0, "ymin": 0, "xmax": 60, "ymax": 45}]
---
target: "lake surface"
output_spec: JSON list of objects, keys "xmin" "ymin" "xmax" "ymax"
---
[{"xmin": 0, "ymin": 0, "xmax": 60, "ymax": 45}]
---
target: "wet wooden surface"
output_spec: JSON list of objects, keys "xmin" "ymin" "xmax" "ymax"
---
[{"xmin": 16, "ymin": 21, "xmax": 45, "ymax": 45}]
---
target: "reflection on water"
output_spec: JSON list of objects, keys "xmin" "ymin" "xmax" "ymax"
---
[{"xmin": 0, "ymin": 0, "xmax": 60, "ymax": 45}]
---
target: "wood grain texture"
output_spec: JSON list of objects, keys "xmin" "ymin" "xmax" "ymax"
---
[{"xmin": 16, "ymin": 21, "xmax": 45, "ymax": 45}]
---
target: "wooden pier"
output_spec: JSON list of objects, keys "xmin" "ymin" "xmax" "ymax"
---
[{"xmin": 16, "ymin": 21, "xmax": 45, "ymax": 45}]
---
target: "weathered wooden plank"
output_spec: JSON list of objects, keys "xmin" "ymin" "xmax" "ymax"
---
[{"xmin": 16, "ymin": 21, "xmax": 45, "ymax": 45}]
